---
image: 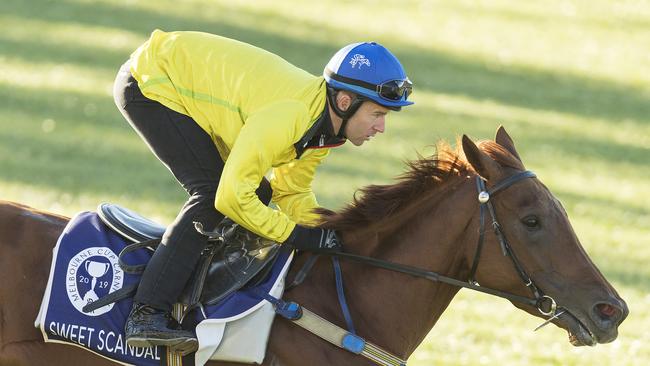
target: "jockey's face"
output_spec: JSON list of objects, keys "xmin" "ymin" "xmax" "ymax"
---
[{"xmin": 343, "ymin": 101, "xmax": 389, "ymax": 146}]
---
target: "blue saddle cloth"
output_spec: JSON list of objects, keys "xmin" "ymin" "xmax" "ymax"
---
[{"xmin": 35, "ymin": 211, "xmax": 291, "ymax": 366}]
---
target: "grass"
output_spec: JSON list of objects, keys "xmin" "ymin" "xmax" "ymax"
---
[{"xmin": 1, "ymin": 0, "xmax": 649, "ymax": 365}]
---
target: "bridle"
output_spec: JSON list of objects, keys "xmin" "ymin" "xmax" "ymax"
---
[
  {"xmin": 310, "ymin": 169, "xmax": 560, "ymax": 319},
  {"xmin": 468, "ymin": 170, "xmax": 557, "ymax": 317}
]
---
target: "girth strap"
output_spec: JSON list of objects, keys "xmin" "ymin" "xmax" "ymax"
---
[
  {"xmin": 270, "ymin": 301, "xmax": 406, "ymax": 366},
  {"xmin": 292, "ymin": 307, "xmax": 406, "ymax": 366},
  {"xmin": 260, "ymin": 255, "xmax": 406, "ymax": 365}
]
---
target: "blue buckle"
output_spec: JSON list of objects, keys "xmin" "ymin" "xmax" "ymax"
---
[
  {"xmin": 342, "ymin": 333, "xmax": 365, "ymax": 354},
  {"xmin": 276, "ymin": 301, "xmax": 302, "ymax": 320}
]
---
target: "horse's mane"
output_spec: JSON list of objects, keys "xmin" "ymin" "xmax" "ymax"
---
[{"xmin": 319, "ymin": 139, "xmax": 524, "ymax": 232}]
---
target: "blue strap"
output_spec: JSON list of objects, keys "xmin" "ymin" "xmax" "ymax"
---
[
  {"xmin": 333, "ymin": 256, "xmax": 356, "ymax": 334},
  {"xmin": 252, "ymin": 287, "xmax": 302, "ymax": 320}
]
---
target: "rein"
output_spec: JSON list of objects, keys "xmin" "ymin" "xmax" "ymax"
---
[
  {"xmin": 324, "ymin": 249, "xmax": 538, "ymax": 307},
  {"xmin": 300, "ymin": 170, "xmax": 558, "ymax": 317}
]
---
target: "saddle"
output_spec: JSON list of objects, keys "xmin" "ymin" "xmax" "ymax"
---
[{"xmin": 88, "ymin": 203, "xmax": 281, "ymax": 313}]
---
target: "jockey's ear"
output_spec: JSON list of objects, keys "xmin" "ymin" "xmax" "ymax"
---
[
  {"xmin": 462, "ymin": 135, "xmax": 502, "ymax": 182},
  {"xmin": 335, "ymin": 90, "xmax": 354, "ymax": 112}
]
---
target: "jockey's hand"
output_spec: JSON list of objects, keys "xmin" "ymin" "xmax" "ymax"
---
[{"xmin": 285, "ymin": 225, "xmax": 342, "ymax": 252}]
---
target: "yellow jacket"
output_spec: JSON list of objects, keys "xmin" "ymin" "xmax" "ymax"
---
[{"xmin": 129, "ymin": 30, "xmax": 334, "ymax": 242}]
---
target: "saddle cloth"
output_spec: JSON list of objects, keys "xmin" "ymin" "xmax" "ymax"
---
[{"xmin": 34, "ymin": 211, "xmax": 293, "ymax": 366}]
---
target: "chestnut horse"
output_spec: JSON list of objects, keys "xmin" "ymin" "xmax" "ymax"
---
[{"xmin": 0, "ymin": 127, "xmax": 627, "ymax": 365}]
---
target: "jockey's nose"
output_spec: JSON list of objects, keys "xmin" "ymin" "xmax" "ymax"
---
[{"xmin": 375, "ymin": 118, "xmax": 385, "ymax": 133}]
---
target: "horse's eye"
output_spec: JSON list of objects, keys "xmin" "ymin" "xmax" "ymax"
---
[{"xmin": 522, "ymin": 215, "xmax": 540, "ymax": 230}]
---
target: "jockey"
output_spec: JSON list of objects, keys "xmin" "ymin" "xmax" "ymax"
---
[{"xmin": 113, "ymin": 30, "xmax": 414, "ymax": 352}]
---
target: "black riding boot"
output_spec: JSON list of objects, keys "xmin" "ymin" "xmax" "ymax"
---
[
  {"xmin": 124, "ymin": 229, "xmax": 205, "ymax": 353},
  {"xmin": 125, "ymin": 303, "xmax": 198, "ymax": 354},
  {"xmin": 124, "ymin": 227, "xmax": 206, "ymax": 353}
]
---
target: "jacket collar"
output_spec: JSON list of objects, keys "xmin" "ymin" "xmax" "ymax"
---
[{"xmin": 294, "ymin": 103, "xmax": 346, "ymax": 159}]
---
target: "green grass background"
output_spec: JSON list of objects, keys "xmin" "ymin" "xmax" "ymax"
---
[{"xmin": 1, "ymin": 0, "xmax": 648, "ymax": 364}]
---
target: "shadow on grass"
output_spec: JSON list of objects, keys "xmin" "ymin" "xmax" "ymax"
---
[
  {"xmin": 0, "ymin": 36, "xmax": 126, "ymax": 71},
  {"xmin": 445, "ymin": 1, "xmax": 650, "ymax": 36},
  {"xmin": 0, "ymin": 83, "xmax": 185, "ymax": 204},
  {"xmin": 555, "ymin": 189, "xmax": 650, "ymax": 219},
  {"xmin": 0, "ymin": 0, "xmax": 336, "ymax": 72},
  {"xmin": 1, "ymin": 85, "xmax": 118, "ymax": 126},
  {"xmin": 2, "ymin": 0, "xmax": 649, "ymax": 126},
  {"xmin": 512, "ymin": 132, "xmax": 650, "ymax": 169}
]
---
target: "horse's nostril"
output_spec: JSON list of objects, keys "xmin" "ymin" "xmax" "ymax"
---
[
  {"xmin": 595, "ymin": 303, "xmax": 620, "ymax": 321},
  {"xmin": 599, "ymin": 304, "xmax": 616, "ymax": 317}
]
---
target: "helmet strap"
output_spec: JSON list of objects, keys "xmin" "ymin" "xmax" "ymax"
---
[{"xmin": 326, "ymin": 87, "xmax": 365, "ymax": 138}]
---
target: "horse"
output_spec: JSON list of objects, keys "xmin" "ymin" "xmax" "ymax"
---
[{"xmin": 0, "ymin": 127, "xmax": 628, "ymax": 365}]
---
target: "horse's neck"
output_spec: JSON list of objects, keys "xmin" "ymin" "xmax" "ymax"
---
[{"xmin": 340, "ymin": 178, "xmax": 477, "ymax": 357}]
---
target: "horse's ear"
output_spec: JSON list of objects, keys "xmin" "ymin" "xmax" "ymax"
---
[
  {"xmin": 462, "ymin": 135, "xmax": 502, "ymax": 181},
  {"xmin": 495, "ymin": 125, "xmax": 522, "ymax": 162}
]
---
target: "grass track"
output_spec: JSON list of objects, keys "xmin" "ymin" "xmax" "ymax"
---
[{"xmin": 1, "ymin": 1, "xmax": 648, "ymax": 365}]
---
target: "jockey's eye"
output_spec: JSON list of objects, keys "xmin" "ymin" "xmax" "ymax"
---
[{"xmin": 521, "ymin": 215, "xmax": 541, "ymax": 230}]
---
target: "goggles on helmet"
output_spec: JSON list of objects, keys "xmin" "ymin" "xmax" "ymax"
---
[
  {"xmin": 324, "ymin": 68, "xmax": 413, "ymax": 104},
  {"xmin": 376, "ymin": 78, "xmax": 412, "ymax": 101}
]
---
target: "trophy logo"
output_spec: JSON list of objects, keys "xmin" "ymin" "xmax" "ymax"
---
[{"xmin": 66, "ymin": 247, "xmax": 123, "ymax": 316}]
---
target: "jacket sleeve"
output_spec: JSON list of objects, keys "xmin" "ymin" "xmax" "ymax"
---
[
  {"xmin": 214, "ymin": 100, "xmax": 309, "ymax": 243},
  {"xmin": 270, "ymin": 148, "xmax": 329, "ymax": 227}
]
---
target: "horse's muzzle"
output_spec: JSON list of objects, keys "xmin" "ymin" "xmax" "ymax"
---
[{"xmin": 588, "ymin": 297, "xmax": 628, "ymax": 343}]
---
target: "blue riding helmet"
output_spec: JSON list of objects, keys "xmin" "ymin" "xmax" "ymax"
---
[{"xmin": 323, "ymin": 42, "xmax": 414, "ymax": 109}]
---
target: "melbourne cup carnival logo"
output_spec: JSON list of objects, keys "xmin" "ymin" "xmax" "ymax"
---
[
  {"xmin": 66, "ymin": 247, "xmax": 123, "ymax": 316},
  {"xmin": 349, "ymin": 54, "xmax": 371, "ymax": 69}
]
